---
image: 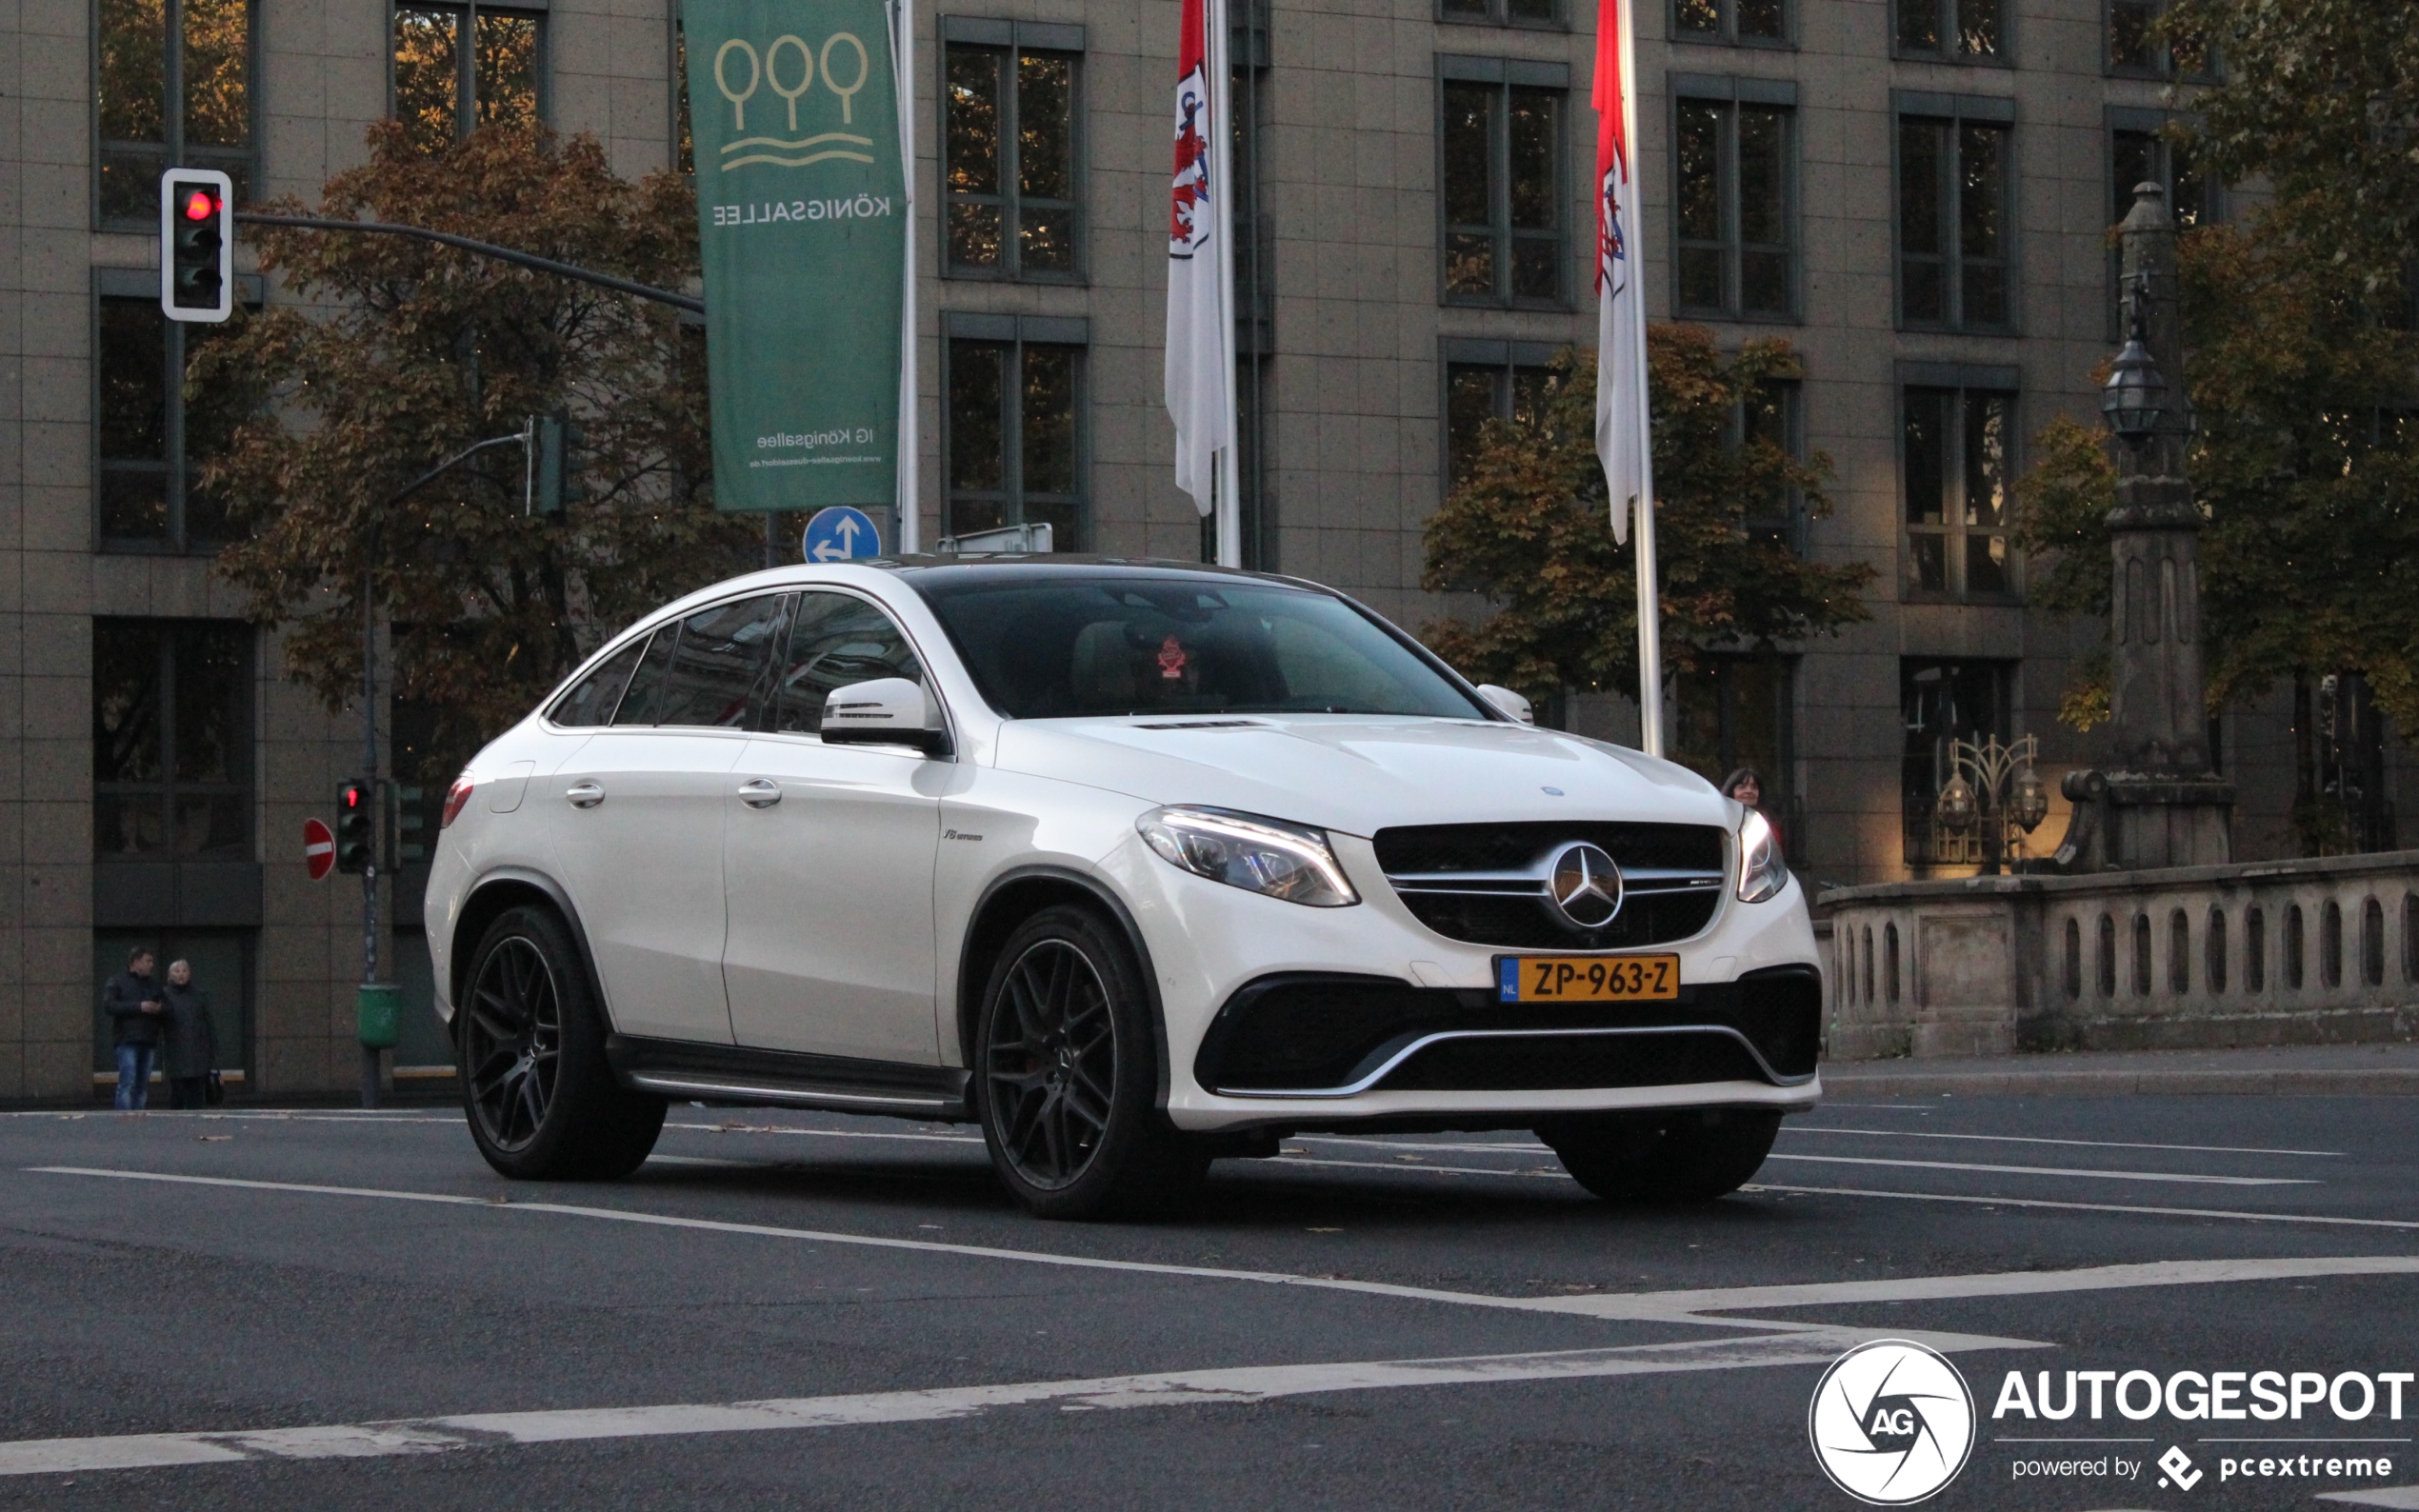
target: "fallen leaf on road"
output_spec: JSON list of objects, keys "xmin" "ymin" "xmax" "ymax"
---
[{"xmin": 196, "ymin": 1135, "xmax": 231, "ymax": 1143}]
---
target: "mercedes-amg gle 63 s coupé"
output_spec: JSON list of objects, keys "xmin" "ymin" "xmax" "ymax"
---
[{"xmin": 426, "ymin": 559, "xmax": 1822, "ymax": 1218}]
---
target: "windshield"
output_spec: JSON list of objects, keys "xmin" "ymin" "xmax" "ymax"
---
[{"xmin": 912, "ymin": 575, "xmax": 1492, "ymax": 721}]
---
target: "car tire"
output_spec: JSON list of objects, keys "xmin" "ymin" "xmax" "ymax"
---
[
  {"xmin": 457, "ymin": 905, "xmax": 665, "ymax": 1181},
  {"xmin": 973, "ymin": 905, "xmax": 1195, "ymax": 1221},
  {"xmin": 1536, "ymin": 1108, "xmax": 1781, "ymax": 1203}
]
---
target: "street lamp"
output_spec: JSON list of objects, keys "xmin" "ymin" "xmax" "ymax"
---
[
  {"xmin": 2102, "ymin": 274, "xmax": 2169, "ymax": 445},
  {"xmin": 1935, "ymin": 734, "xmax": 2046, "ymax": 874}
]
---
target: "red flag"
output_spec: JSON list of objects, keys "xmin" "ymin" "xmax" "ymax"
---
[{"xmin": 1592, "ymin": 0, "xmax": 1650, "ymax": 546}]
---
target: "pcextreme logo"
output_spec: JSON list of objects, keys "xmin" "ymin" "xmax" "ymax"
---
[{"xmin": 1809, "ymin": 1340, "xmax": 1978, "ymax": 1505}]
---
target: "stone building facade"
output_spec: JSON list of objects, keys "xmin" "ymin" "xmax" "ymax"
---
[{"xmin": 0, "ymin": 0, "xmax": 2404, "ymax": 1099}]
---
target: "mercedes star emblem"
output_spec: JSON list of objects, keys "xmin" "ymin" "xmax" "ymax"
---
[{"xmin": 1546, "ymin": 842, "xmax": 1624, "ymax": 931}]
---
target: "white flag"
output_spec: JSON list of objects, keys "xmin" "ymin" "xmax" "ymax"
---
[
  {"xmin": 1592, "ymin": 0, "xmax": 1650, "ymax": 545},
  {"xmin": 1164, "ymin": 0, "xmax": 1232, "ymax": 516}
]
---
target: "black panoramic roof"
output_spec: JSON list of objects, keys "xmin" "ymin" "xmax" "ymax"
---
[{"xmin": 878, "ymin": 555, "xmax": 1322, "ymax": 592}]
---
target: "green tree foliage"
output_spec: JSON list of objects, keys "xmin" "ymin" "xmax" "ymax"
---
[
  {"xmin": 196, "ymin": 123, "xmax": 754, "ymax": 771},
  {"xmin": 1419, "ymin": 327, "xmax": 1873, "ymax": 710},
  {"xmin": 2014, "ymin": 0, "xmax": 2419, "ymax": 731}
]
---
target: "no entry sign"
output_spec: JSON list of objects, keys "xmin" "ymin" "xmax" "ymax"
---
[{"xmin": 304, "ymin": 817, "xmax": 335, "ymax": 881}]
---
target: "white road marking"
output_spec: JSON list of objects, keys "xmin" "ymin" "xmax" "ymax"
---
[
  {"xmin": 0, "ymin": 1325, "xmax": 2042, "ymax": 1479},
  {"xmin": 27, "ymin": 1165, "xmax": 2419, "ymax": 1328},
  {"xmin": 1749, "ymin": 1182, "xmax": 2419, "ymax": 1232},
  {"xmin": 1785, "ymin": 1126, "xmax": 2342, "ymax": 1158},
  {"xmin": 2323, "ymin": 1490, "xmax": 2419, "ymax": 1508},
  {"xmin": 1760, "ymin": 1153, "xmax": 2313, "ymax": 1186},
  {"xmin": 1270, "ymin": 1155, "xmax": 1569, "ymax": 1180}
]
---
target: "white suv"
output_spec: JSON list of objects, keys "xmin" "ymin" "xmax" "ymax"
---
[{"xmin": 426, "ymin": 560, "xmax": 1821, "ymax": 1218}]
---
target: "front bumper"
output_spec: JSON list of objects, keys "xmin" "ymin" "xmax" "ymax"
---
[{"xmin": 1108, "ymin": 830, "xmax": 1827, "ymax": 1132}]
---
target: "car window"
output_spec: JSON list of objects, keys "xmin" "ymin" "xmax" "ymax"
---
[
  {"xmin": 548, "ymin": 637, "xmax": 648, "ymax": 726},
  {"xmin": 911, "ymin": 577, "xmax": 1489, "ymax": 720},
  {"xmin": 772, "ymin": 592, "xmax": 925, "ymax": 735},
  {"xmin": 610, "ymin": 627, "xmax": 679, "ymax": 726},
  {"xmin": 648, "ymin": 594, "xmax": 791, "ymax": 728}
]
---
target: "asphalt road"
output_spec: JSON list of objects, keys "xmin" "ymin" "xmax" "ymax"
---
[{"xmin": 1, "ymin": 1091, "xmax": 2415, "ymax": 1511}]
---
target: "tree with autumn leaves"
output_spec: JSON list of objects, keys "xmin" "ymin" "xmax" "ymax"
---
[
  {"xmin": 1420, "ymin": 328, "xmax": 1874, "ymax": 715},
  {"xmin": 193, "ymin": 123, "xmax": 758, "ymax": 778}
]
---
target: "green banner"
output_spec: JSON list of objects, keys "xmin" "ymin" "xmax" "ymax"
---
[{"xmin": 685, "ymin": 0, "xmax": 905, "ymax": 513}]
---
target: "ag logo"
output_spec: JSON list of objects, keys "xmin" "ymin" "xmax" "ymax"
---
[{"xmin": 1808, "ymin": 1340, "xmax": 1975, "ymax": 1505}]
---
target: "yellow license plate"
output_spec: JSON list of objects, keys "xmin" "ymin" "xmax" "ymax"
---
[{"xmin": 1495, "ymin": 954, "xmax": 1680, "ymax": 1004}]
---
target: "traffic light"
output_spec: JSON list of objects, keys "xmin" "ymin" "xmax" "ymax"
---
[
  {"xmin": 532, "ymin": 413, "xmax": 581, "ymax": 514},
  {"xmin": 335, "ymin": 779, "xmax": 374, "ymax": 874},
  {"xmin": 159, "ymin": 169, "xmax": 233, "ymax": 323},
  {"xmin": 383, "ymin": 781, "xmax": 429, "ymax": 871}
]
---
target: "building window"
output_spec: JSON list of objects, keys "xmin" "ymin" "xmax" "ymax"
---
[
  {"xmin": 944, "ymin": 43, "xmax": 1079, "ymax": 280},
  {"xmin": 1441, "ymin": 73, "xmax": 1564, "ymax": 308},
  {"xmin": 2108, "ymin": 0, "xmax": 2213, "ymax": 79},
  {"xmin": 1672, "ymin": 0, "xmax": 1786, "ymax": 46},
  {"xmin": 393, "ymin": 4, "xmax": 544, "ymax": 152},
  {"xmin": 1674, "ymin": 655, "xmax": 1797, "ymax": 859},
  {"xmin": 1738, "ymin": 378, "xmax": 1805, "ymax": 550},
  {"xmin": 96, "ymin": 0, "xmax": 254, "ymax": 226},
  {"xmin": 1444, "ymin": 353, "xmax": 1559, "ymax": 487},
  {"xmin": 1674, "ymin": 94, "xmax": 1792, "ymax": 319},
  {"xmin": 1901, "ymin": 658, "xmax": 2014, "ymax": 867},
  {"xmin": 1443, "ymin": 0, "xmax": 1561, "ymax": 30},
  {"xmin": 1904, "ymin": 385, "xmax": 2017, "ymax": 601},
  {"xmin": 98, "ymin": 294, "xmax": 250, "ymax": 550},
  {"xmin": 2111, "ymin": 121, "xmax": 2216, "ymax": 231},
  {"xmin": 93, "ymin": 620, "xmax": 252, "ymax": 860},
  {"xmin": 1896, "ymin": 108, "xmax": 2012, "ymax": 330},
  {"xmin": 1894, "ymin": 0, "xmax": 2005, "ymax": 62},
  {"xmin": 946, "ymin": 337, "xmax": 1084, "ymax": 546}
]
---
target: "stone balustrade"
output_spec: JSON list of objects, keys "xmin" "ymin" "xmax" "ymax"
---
[{"xmin": 1815, "ymin": 850, "xmax": 2419, "ymax": 1059}]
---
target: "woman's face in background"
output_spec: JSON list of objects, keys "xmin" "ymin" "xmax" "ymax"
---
[{"xmin": 1731, "ymin": 776, "xmax": 1761, "ymax": 807}]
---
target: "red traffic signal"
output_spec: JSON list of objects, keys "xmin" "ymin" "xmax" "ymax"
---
[
  {"xmin": 335, "ymin": 778, "xmax": 374, "ymax": 873},
  {"xmin": 159, "ymin": 169, "xmax": 234, "ymax": 323}
]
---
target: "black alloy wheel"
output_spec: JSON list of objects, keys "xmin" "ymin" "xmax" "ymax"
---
[
  {"xmin": 456, "ymin": 905, "xmax": 665, "ymax": 1181},
  {"xmin": 974, "ymin": 905, "xmax": 1204, "ymax": 1219},
  {"xmin": 463, "ymin": 934, "xmax": 561, "ymax": 1152}
]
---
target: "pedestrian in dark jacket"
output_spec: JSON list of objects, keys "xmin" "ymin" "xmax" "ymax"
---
[
  {"xmin": 161, "ymin": 960, "xmax": 220, "ymax": 1110},
  {"xmin": 103, "ymin": 948, "xmax": 165, "ymax": 1110}
]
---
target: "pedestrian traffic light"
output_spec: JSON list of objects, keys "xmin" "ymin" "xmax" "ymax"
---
[
  {"xmin": 532, "ymin": 413, "xmax": 580, "ymax": 514},
  {"xmin": 159, "ymin": 169, "xmax": 234, "ymax": 323},
  {"xmin": 335, "ymin": 779, "xmax": 374, "ymax": 874},
  {"xmin": 383, "ymin": 781, "xmax": 429, "ymax": 871}
]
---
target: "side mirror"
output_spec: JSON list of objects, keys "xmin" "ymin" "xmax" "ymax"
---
[
  {"xmin": 821, "ymin": 678, "xmax": 950, "ymax": 757},
  {"xmin": 1474, "ymin": 684, "xmax": 1535, "ymax": 725}
]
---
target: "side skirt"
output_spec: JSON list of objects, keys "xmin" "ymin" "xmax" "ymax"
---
[{"xmin": 605, "ymin": 1036, "xmax": 971, "ymax": 1123}]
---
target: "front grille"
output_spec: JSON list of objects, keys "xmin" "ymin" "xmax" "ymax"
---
[
  {"xmin": 1195, "ymin": 967, "xmax": 1820, "ymax": 1095},
  {"xmin": 1372, "ymin": 822, "xmax": 1727, "ymax": 949}
]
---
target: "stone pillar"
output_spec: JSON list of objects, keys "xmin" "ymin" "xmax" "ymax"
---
[{"xmin": 2057, "ymin": 183, "xmax": 2234, "ymax": 871}]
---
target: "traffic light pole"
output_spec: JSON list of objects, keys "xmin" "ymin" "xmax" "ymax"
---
[{"xmin": 232, "ymin": 213, "xmax": 704, "ymax": 314}]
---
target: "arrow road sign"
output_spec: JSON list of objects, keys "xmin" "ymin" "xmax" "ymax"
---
[
  {"xmin": 304, "ymin": 817, "xmax": 335, "ymax": 882},
  {"xmin": 803, "ymin": 506, "xmax": 880, "ymax": 563}
]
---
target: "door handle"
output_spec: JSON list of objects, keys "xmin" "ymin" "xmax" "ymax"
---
[
  {"xmin": 738, "ymin": 778, "xmax": 783, "ymax": 808},
  {"xmin": 565, "ymin": 781, "xmax": 605, "ymax": 808}
]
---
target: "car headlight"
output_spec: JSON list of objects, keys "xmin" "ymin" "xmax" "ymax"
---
[
  {"xmin": 1137, "ymin": 806, "xmax": 1359, "ymax": 907},
  {"xmin": 1737, "ymin": 808, "xmax": 1787, "ymax": 905}
]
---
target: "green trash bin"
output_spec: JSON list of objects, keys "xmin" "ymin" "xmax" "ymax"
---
[{"xmin": 356, "ymin": 982, "xmax": 401, "ymax": 1051}]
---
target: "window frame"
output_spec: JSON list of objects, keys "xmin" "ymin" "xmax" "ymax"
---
[
  {"xmin": 91, "ymin": 0, "xmax": 262, "ymax": 229},
  {"xmin": 1669, "ymin": 76, "xmax": 1799, "ymax": 323},
  {"xmin": 1900, "ymin": 656, "xmax": 2019, "ymax": 868},
  {"xmin": 1438, "ymin": 0, "xmax": 1569, "ymax": 33},
  {"xmin": 940, "ymin": 312, "xmax": 1090, "ymax": 548},
  {"xmin": 1669, "ymin": 0, "xmax": 1794, "ymax": 50},
  {"xmin": 1435, "ymin": 57, "xmax": 1570, "ymax": 311},
  {"xmin": 1890, "ymin": 91, "xmax": 2019, "ymax": 334},
  {"xmin": 1897, "ymin": 367, "xmax": 2023, "ymax": 606},
  {"xmin": 938, "ymin": 19, "xmax": 1087, "ymax": 284},
  {"xmin": 91, "ymin": 617, "xmax": 256, "ymax": 864},
  {"xmin": 1439, "ymin": 338, "xmax": 1563, "ymax": 491},
  {"xmin": 1736, "ymin": 374, "xmax": 1808, "ymax": 553},
  {"xmin": 2104, "ymin": 0, "xmax": 2218, "ymax": 81},
  {"xmin": 1889, "ymin": 0, "xmax": 2012, "ymax": 67},
  {"xmin": 1672, "ymin": 652, "xmax": 1800, "ymax": 859},
  {"xmin": 92, "ymin": 271, "xmax": 261, "ymax": 554},
  {"xmin": 388, "ymin": 0, "xmax": 551, "ymax": 149}
]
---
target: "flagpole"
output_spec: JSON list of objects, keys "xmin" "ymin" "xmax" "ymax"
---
[
  {"xmin": 1208, "ymin": 0, "xmax": 1242, "ymax": 568},
  {"xmin": 1618, "ymin": 0, "xmax": 1663, "ymax": 757},
  {"xmin": 892, "ymin": 0, "xmax": 921, "ymax": 554}
]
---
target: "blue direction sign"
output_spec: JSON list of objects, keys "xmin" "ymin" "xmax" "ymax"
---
[{"xmin": 802, "ymin": 506, "xmax": 880, "ymax": 563}]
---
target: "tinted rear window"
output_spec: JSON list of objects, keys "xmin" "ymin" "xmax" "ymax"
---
[{"xmin": 913, "ymin": 576, "xmax": 1489, "ymax": 721}]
